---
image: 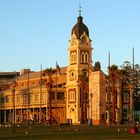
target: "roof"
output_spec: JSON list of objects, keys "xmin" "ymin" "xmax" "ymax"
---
[
  {"xmin": 14, "ymin": 67, "xmax": 67, "ymax": 91},
  {"xmin": 71, "ymin": 16, "xmax": 89, "ymax": 39},
  {"xmin": 0, "ymin": 72, "xmax": 19, "ymax": 76},
  {"xmin": 16, "ymin": 66, "xmax": 67, "ymax": 81}
]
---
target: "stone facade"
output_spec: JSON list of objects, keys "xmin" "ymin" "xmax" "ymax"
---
[
  {"xmin": 89, "ymin": 71, "xmax": 106, "ymax": 125},
  {"xmin": 0, "ymin": 14, "xmax": 107, "ymax": 125}
]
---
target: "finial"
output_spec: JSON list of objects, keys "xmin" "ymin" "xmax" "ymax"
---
[{"xmin": 78, "ymin": 1, "xmax": 82, "ymax": 16}]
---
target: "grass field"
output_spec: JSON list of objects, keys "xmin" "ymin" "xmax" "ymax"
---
[{"xmin": 0, "ymin": 124, "xmax": 139, "ymax": 140}]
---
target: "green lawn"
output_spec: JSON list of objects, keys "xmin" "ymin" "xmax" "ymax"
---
[{"xmin": 0, "ymin": 124, "xmax": 139, "ymax": 140}]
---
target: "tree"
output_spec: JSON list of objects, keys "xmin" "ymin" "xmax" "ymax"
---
[
  {"xmin": 94, "ymin": 61, "xmax": 101, "ymax": 71},
  {"xmin": 117, "ymin": 69, "xmax": 127, "ymax": 124},
  {"xmin": 109, "ymin": 64, "xmax": 118, "ymax": 124},
  {"xmin": 79, "ymin": 69, "xmax": 89, "ymax": 123},
  {"xmin": 134, "ymin": 64, "xmax": 140, "ymax": 112},
  {"xmin": 120, "ymin": 61, "xmax": 132, "ymax": 85},
  {"xmin": 120, "ymin": 61, "xmax": 133, "ymax": 123},
  {"xmin": 120, "ymin": 61, "xmax": 140, "ymax": 123},
  {"xmin": 43, "ymin": 68, "xmax": 56, "ymax": 124},
  {"xmin": 108, "ymin": 61, "xmax": 140, "ymax": 124}
]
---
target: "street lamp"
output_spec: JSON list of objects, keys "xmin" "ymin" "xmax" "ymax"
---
[
  {"xmin": 90, "ymin": 92, "xmax": 93, "ymax": 125},
  {"xmin": 12, "ymin": 81, "xmax": 16, "ymax": 134}
]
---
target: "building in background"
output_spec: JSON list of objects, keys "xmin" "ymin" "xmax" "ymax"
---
[{"xmin": 2, "ymin": 12, "xmax": 140, "ymax": 126}]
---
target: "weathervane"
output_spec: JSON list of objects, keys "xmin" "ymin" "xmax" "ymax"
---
[{"xmin": 78, "ymin": 0, "xmax": 82, "ymax": 16}]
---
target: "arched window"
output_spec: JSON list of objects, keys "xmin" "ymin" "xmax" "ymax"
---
[
  {"xmin": 70, "ymin": 52, "xmax": 77, "ymax": 64},
  {"xmin": 71, "ymin": 52, "xmax": 74, "ymax": 64},
  {"xmin": 70, "ymin": 53, "xmax": 72, "ymax": 64},
  {"xmin": 74, "ymin": 52, "xmax": 77, "ymax": 63},
  {"xmin": 81, "ymin": 52, "xmax": 84, "ymax": 63},
  {"xmin": 85, "ymin": 53, "xmax": 88, "ymax": 63}
]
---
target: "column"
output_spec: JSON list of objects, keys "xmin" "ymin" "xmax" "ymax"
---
[{"xmin": 4, "ymin": 110, "xmax": 6, "ymax": 123}]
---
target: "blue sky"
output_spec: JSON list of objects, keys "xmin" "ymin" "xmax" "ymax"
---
[{"xmin": 0, "ymin": 0, "xmax": 140, "ymax": 73}]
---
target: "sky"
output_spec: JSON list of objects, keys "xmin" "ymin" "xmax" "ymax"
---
[{"xmin": 0, "ymin": 0, "xmax": 140, "ymax": 73}]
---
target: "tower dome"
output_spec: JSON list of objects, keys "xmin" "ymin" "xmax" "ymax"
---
[{"xmin": 71, "ymin": 16, "xmax": 89, "ymax": 39}]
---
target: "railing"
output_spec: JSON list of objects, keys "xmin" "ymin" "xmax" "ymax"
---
[{"xmin": 0, "ymin": 99, "xmax": 65, "ymax": 109}]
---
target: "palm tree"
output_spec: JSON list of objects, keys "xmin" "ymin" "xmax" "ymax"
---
[
  {"xmin": 118, "ymin": 69, "xmax": 127, "ymax": 124},
  {"xmin": 43, "ymin": 68, "xmax": 56, "ymax": 124},
  {"xmin": 79, "ymin": 69, "xmax": 89, "ymax": 123},
  {"xmin": 109, "ymin": 64, "xmax": 129, "ymax": 124},
  {"xmin": 109, "ymin": 65, "xmax": 118, "ymax": 124},
  {"xmin": 134, "ymin": 64, "xmax": 140, "ymax": 113},
  {"xmin": 120, "ymin": 61, "xmax": 133, "ymax": 123}
]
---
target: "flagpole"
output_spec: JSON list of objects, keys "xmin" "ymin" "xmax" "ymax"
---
[
  {"xmin": 56, "ymin": 62, "xmax": 61, "ymax": 124},
  {"xmin": 39, "ymin": 64, "xmax": 42, "ymax": 123},
  {"xmin": 27, "ymin": 68, "xmax": 30, "ymax": 124},
  {"xmin": 108, "ymin": 51, "xmax": 111, "ymax": 127},
  {"xmin": 56, "ymin": 62, "xmax": 58, "ymax": 124},
  {"xmin": 132, "ymin": 47, "xmax": 134, "ymax": 123}
]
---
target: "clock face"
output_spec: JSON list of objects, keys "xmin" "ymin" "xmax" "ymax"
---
[
  {"xmin": 69, "ymin": 71, "xmax": 75, "ymax": 81},
  {"xmin": 81, "ymin": 36, "xmax": 87, "ymax": 45},
  {"xmin": 71, "ymin": 38, "xmax": 77, "ymax": 45}
]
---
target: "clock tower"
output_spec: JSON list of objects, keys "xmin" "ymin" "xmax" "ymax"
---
[{"xmin": 66, "ymin": 14, "xmax": 93, "ymax": 124}]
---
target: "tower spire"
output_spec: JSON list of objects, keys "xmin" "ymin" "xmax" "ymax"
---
[{"xmin": 78, "ymin": 1, "xmax": 82, "ymax": 16}]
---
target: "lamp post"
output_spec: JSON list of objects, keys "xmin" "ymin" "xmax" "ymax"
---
[
  {"xmin": 44, "ymin": 68, "xmax": 56, "ymax": 124},
  {"xmin": 46, "ymin": 76, "xmax": 52, "ymax": 124},
  {"xmin": 90, "ymin": 93, "xmax": 93, "ymax": 125},
  {"xmin": 12, "ymin": 82, "xmax": 16, "ymax": 134}
]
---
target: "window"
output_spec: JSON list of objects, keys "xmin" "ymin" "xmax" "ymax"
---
[
  {"xmin": 17, "ymin": 95, "xmax": 20, "ymax": 102},
  {"xmin": 1, "ymin": 97, "xmax": 4, "ymax": 103},
  {"xmin": 81, "ymin": 53, "xmax": 84, "ymax": 63},
  {"xmin": 72, "ymin": 53, "xmax": 74, "ymax": 63},
  {"xmin": 70, "ymin": 51, "xmax": 77, "ymax": 64},
  {"xmin": 74, "ymin": 52, "xmax": 77, "ymax": 63},
  {"xmin": 85, "ymin": 53, "xmax": 88, "ymax": 63},
  {"xmin": 57, "ymin": 92, "xmax": 64, "ymax": 100},
  {"xmin": 68, "ymin": 89, "xmax": 76, "ymax": 102},
  {"xmin": 70, "ymin": 54, "xmax": 72, "ymax": 64},
  {"xmin": 30, "ymin": 94, "xmax": 33, "ymax": 102},
  {"xmin": 51, "ymin": 92, "xmax": 55, "ymax": 100},
  {"xmin": 35, "ymin": 94, "xmax": 38, "ymax": 101},
  {"xmin": 5, "ymin": 96, "xmax": 10, "ymax": 103},
  {"xmin": 23, "ymin": 94, "xmax": 26, "ymax": 104},
  {"xmin": 80, "ymin": 51, "xmax": 89, "ymax": 64}
]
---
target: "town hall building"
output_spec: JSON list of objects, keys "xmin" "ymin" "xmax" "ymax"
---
[{"xmin": 0, "ymin": 13, "xmax": 107, "ymax": 125}]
